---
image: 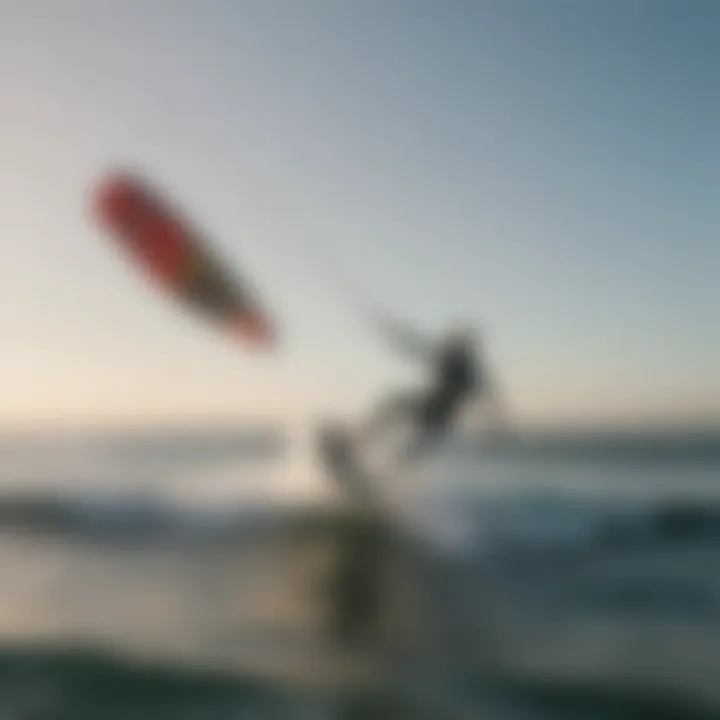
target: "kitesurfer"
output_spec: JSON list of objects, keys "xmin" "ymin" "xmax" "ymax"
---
[{"xmin": 364, "ymin": 317, "xmax": 501, "ymax": 459}]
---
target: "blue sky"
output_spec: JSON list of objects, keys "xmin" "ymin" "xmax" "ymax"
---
[{"xmin": 0, "ymin": 0, "xmax": 718, "ymax": 427}]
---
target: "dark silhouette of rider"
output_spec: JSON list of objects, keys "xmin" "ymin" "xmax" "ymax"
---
[
  {"xmin": 320, "ymin": 316, "xmax": 503, "ymax": 653},
  {"xmin": 364, "ymin": 315, "xmax": 501, "ymax": 458}
]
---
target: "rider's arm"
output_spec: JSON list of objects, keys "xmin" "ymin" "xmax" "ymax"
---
[{"xmin": 369, "ymin": 310, "xmax": 436, "ymax": 363}]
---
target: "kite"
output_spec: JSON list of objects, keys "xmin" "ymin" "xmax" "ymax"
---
[{"xmin": 91, "ymin": 171, "xmax": 275, "ymax": 348}]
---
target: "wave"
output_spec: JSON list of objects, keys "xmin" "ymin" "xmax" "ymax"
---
[
  {"xmin": 471, "ymin": 495, "xmax": 720, "ymax": 556},
  {"xmin": 0, "ymin": 490, "xmax": 283, "ymax": 541},
  {"xmin": 0, "ymin": 485, "xmax": 719, "ymax": 555},
  {"xmin": 0, "ymin": 643, "xmax": 714, "ymax": 720}
]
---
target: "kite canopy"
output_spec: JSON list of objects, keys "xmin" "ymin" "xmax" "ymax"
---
[{"xmin": 91, "ymin": 170, "xmax": 275, "ymax": 348}]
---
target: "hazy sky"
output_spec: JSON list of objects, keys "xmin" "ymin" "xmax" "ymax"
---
[{"xmin": 0, "ymin": 0, "xmax": 718, "ymax": 427}]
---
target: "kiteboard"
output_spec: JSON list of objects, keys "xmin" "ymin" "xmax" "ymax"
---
[
  {"xmin": 90, "ymin": 170, "xmax": 275, "ymax": 348},
  {"xmin": 318, "ymin": 423, "xmax": 382, "ymax": 512}
]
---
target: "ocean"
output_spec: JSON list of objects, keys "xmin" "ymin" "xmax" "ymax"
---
[{"xmin": 0, "ymin": 427, "xmax": 718, "ymax": 719}]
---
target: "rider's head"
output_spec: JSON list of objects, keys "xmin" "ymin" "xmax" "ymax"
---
[{"xmin": 446, "ymin": 323, "xmax": 478, "ymax": 353}]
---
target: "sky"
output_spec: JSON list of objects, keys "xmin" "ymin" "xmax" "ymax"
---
[{"xmin": 0, "ymin": 0, "xmax": 718, "ymax": 428}]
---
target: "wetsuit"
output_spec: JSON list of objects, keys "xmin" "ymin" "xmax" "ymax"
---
[
  {"xmin": 364, "ymin": 315, "xmax": 485, "ymax": 457},
  {"xmin": 421, "ymin": 341, "xmax": 477, "ymax": 428}
]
